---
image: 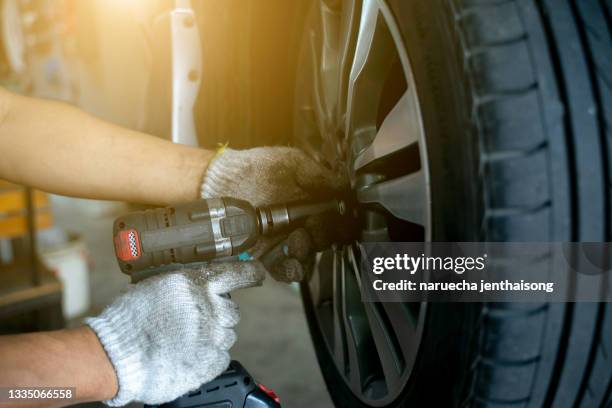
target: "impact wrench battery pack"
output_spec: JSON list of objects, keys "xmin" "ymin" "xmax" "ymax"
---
[{"xmin": 146, "ymin": 360, "xmax": 281, "ymax": 408}]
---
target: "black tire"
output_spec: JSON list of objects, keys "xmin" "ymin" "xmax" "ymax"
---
[{"xmin": 296, "ymin": 0, "xmax": 612, "ymax": 406}]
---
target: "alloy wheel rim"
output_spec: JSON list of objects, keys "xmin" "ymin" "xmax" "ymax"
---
[{"xmin": 294, "ymin": 0, "xmax": 431, "ymax": 405}]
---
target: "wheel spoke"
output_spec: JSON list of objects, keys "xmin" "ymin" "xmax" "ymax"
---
[
  {"xmin": 342, "ymin": 246, "xmax": 381, "ymax": 391},
  {"xmin": 353, "ymin": 91, "xmax": 419, "ymax": 171},
  {"xmin": 346, "ymin": 244, "xmax": 364, "ymax": 288},
  {"xmin": 357, "ymin": 170, "xmax": 428, "ymax": 226},
  {"xmin": 379, "ymin": 302, "xmax": 419, "ymax": 367},
  {"xmin": 341, "ymin": 253, "xmax": 365, "ymax": 389},
  {"xmin": 336, "ymin": 0, "xmax": 361, "ymax": 128},
  {"xmin": 345, "ymin": 0, "xmax": 395, "ymax": 152},
  {"xmin": 347, "ymin": 0, "xmax": 380, "ymax": 94},
  {"xmin": 362, "ymin": 302, "xmax": 403, "ymax": 391},
  {"xmin": 309, "ymin": 30, "xmax": 331, "ymax": 139},
  {"xmin": 331, "ymin": 247, "xmax": 348, "ymax": 373},
  {"xmin": 319, "ymin": 1, "xmax": 341, "ymax": 105},
  {"xmin": 349, "ymin": 246, "xmax": 410, "ymax": 390},
  {"xmin": 309, "ymin": 250, "xmax": 333, "ymax": 306}
]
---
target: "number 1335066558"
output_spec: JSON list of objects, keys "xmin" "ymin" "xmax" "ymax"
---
[{"xmin": 2, "ymin": 388, "xmax": 74, "ymax": 401}]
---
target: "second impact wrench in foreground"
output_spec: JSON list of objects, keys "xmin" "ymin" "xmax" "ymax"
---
[{"xmin": 113, "ymin": 197, "xmax": 345, "ymax": 282}]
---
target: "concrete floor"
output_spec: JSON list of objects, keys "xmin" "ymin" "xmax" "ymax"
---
[
  {"xmin": 232, "ymin": 281, "xmax": 334, "ymax": 408},
  {"xmin": 50, "ymin": 196, "xmax": 334, "ymax": 408}
]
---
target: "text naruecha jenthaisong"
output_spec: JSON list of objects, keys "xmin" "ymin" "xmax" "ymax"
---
[{"xmin": 357, "ymin": 243, "xmax": 611, "ymax": 302}]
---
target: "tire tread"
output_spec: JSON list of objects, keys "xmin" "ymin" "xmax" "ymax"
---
[{"xmin": 450, "ymin": 0, "xmax": 611, "ymax": 406}]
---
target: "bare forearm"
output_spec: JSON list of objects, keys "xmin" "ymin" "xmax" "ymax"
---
[
  {"xmin": 0, "ymin": 327, "xmax": 118, "ymax": 406},
  {"xmin": 0, "ymin": 88, "xmax": 213, "ymax": 205}
]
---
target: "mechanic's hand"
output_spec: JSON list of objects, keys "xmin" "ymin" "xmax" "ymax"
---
[
  {"xmin": 85, "ymin": 262, "xmax": 265, "ymax": 406},
  {"xmin": 201, "ymin": 146, "xmax": 350, "ymax": 282},
  {"xmin": 252, "ymin": 212, "xmax": 355, "ymax": 282},
  {"xmin": 201, "ymin": 146, "xmax": 347, "ymax": 206}
]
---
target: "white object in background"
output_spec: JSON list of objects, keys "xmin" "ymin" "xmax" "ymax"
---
[
  {"xmin": 170, "ymin": 0, "xmax": 202, "ymax": 146},
  {"xmin": 40, "ymin": 233, "xmax": 90, "ymax": 319},
  {"xmin": 1, "ymin": 0, "xmax": 25, "ymax": 74},
  {"xmin": 49, "ymin": 195, "xmax": 128, "ymax": 218},
  {"xmin": 0, "ymin": 239, "xmax": 13, "ymax": 264}
]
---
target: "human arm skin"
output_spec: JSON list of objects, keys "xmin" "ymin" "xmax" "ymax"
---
[
  {"xmin": 0, "ymin": 87, "xmax": 213, "ymax": 205},
  {"xmin": 0, "ymin": 327, "xmax": 118, "ymax": 407}
]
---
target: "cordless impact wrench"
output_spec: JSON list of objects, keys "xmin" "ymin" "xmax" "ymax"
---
[{"xmin": 113, "ymin": 196, "xmax": 345, "ymax": 407}]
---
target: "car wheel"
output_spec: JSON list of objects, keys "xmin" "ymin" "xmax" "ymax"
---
[{"xmin": 293, "ymin": 0, "xmax": 612, "ymax": 406}]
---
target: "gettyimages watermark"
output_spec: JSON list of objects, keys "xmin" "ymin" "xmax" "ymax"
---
[{"xmin": 358, "ymin": 243, "xmax": 611, "ymax": 302}]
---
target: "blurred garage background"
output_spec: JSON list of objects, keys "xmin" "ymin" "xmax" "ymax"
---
[{"xmin": 0, "ymin": 0, "xmax": 333, "ymax": 406}]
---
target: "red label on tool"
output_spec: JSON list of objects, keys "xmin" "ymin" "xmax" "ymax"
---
[
  {"xmin": 257, "ymin": 384, "xmax": 280, "ymax": 404},
  {"xmin": 115, "ymin": 229, "xmax": 141, "ymax": 261}
]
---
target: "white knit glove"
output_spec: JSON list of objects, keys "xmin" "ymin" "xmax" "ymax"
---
[
  {"xmin": 201, "ymin": 147, "xmax": 349, "ymax": 282},
  {"xmin": 85, "ymin": 262, "xmax": 265, "ymax": 406},
  {"xmin": 202, "ymin": 146, "xmax": 346, "ymax": 207}
]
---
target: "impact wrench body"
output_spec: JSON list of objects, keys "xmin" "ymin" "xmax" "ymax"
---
[{"xmin": 113, "ymin": 197, "xmax": 345, "ymax": 282}]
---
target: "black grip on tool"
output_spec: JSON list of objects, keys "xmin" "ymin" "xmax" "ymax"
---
[{"xmin": 144, "ymin": 360, "xmax": 281, "ymax": 408}]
